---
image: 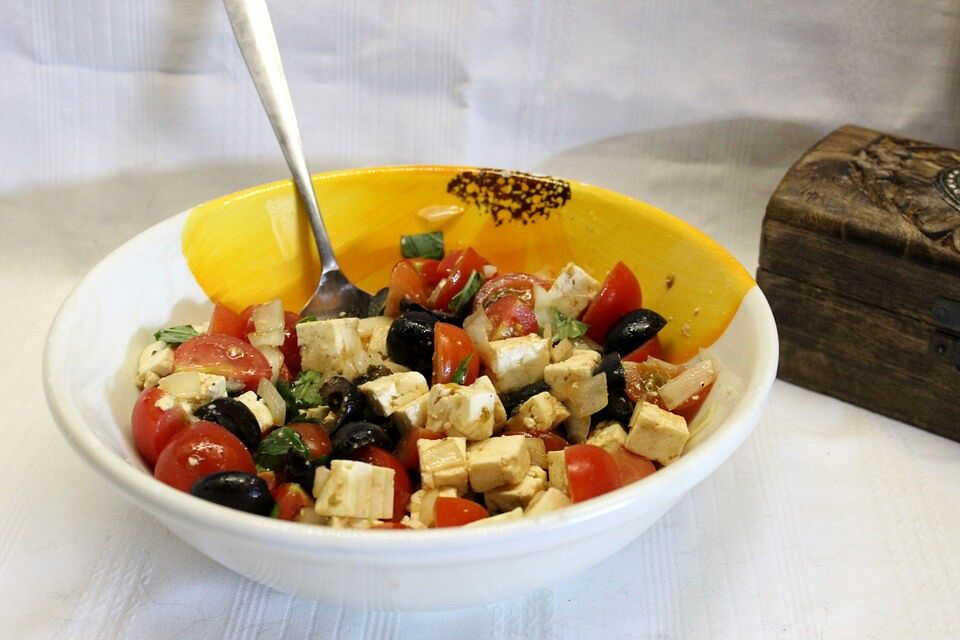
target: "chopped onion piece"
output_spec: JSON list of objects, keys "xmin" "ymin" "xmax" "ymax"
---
[
  {"xmin": 463, "ymin": 309, "xmax": 493, "ymax": 358},
  {"xmin": 481, "ymin": 264, "xmax": 498, "ymax": 279},
  {"xmin": 257, "ymin": 345, "xmax": 285, "ymax": 382},
  {"xmin": 249, "ymin": 299, "xmax": 285, "ymax": 347},
  {"xmin": 645, "ymin": 357, "xmax": 684, "ymax": 379},
  {"xmin": 659, "ymin": 360, "xmax": 716, "ymax": 410},
  {"xmin": 533, "ymin": 284, "xmax": 560, "ymax": 331},
  {"xmin": 157, "ymin": 372, "xmax": 201, "ymax": 399},
  {"xmin": 257, "ymin": 378, "xmax": 287, "ymax": 426}
]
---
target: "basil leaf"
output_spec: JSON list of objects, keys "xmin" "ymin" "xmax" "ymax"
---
[
  {"xmin": 255, "ymin": 427, "xmax": 311, "ymax": 470},
  {"xmin": 153, "ymin": 324, "xmax": 200, "ymax": 346},
  {"xmin": 451, "ymin": 353, "xmax": 473, "ymax": 385},
  {"xmin": 296, "ymin": 315, "xmax": 318, "ymax": 325},
  {"xmin": 287, "ymin": 370, "xmax": 325, "ymax": 409},
  {"xmin": 551, "ymin": 308, "xmax": 589, "ymax": 345},
  {"xmin": 400, "ymin": 231, "xmax": 444, "ymax": 260},
  {"xmin": 449, "ymin": 270, "xmax": 483, "ymax": 314}
]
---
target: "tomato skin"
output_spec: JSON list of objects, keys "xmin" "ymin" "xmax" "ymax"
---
[
  {"xmin": 394, "ymin": 427, "xmax": 443, "ymax": 470},
  {"xmin": 436, "ymin": 250, "xmax": 464, "ymax": 277},
  {"xmin": 622, "ymin": 337, "xmax": 663, "ymax": 363},
  {"xmin": 672, "ymin": 381, "xmax": 714, "ymax": 422},
  {"xmin": 286, "ymin": 422, "xmax": 332, "ymax": 459},
  {"xmin": 607, "ymin": 445, "xmax": 656, "ymax": 485},
  {"xmin": 564, "ymin": 444, "xmax": 622, "ymax": 503},
  {"xmin": 385, "ymin": 261, "xmax": 428, "ymax": 317},
  {"xmin": 503, "ymin": 428, "xmax": 569, "ymax": 452},
  {"xmin": 173, "ymin": 334, "xmax": 272, "ymax": 392},
  {"xmin": 131, "ymin": 388, "xmax": 189, "ymax": 467},
  {"xmin": 472, "ymin": 273, "xmax": 549, "ymax": 313},
  {"xmin": 279, "ymin": 311, "xmax": 302, "ymax": 376},
  {"xmin": 274, "ymin": 482, "xmax": 314, "ymax": 521},
  {"xmin": 485, "ymin": 295, "xmax": 539, "ymax": 340},
  {"xmin": 402, "ymin": 258, "xmax": 443, "ymax": 288},
  {"xmin": 582, "ymin": 262, "xmax": 642, "ymax": 342},
  {"xmin": 429, "ymin": 247, "xmax": 489, "ymax": 312},
  {"xmin": 257, "ymin": 469, "xmax": 278, "ymax": 495},
  {"xmin": 432, "ymin": 322, "xmax": 480, "ymax": 385},
  {"xmin": 353, "ymin": 445, "xmax": 412, "ymax": 522},
  {"xmin": 434, "ymin": 497, "xmax": 488, "ymax": 527},
  {"xmin": 209, "ymin": 304, "xmax": 247, "ymax": 340},
  {"xmin": 154, "ymin": 421, "xmax": 256, "ymax": 492}
]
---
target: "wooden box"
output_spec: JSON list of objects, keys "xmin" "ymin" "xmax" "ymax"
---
[{"xmin": 757, "ymin": 125, "xmax": 960, "ymax": 441}]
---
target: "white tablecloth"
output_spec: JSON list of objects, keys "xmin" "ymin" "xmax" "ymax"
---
[{"xmin": 3, "ymin": 2, "xmax": 959, "ymax": 638}]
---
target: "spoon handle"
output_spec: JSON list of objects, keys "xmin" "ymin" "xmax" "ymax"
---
[{"xmin": 223, "ymin": 0, "xmax": 339, "ymax": 274}]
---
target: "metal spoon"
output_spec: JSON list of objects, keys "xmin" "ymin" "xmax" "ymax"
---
[{"xmin": 224, "ymin": 0, "xmax": 373, "ymax": 319}]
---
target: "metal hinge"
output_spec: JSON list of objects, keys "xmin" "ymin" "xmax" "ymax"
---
[{"xmin": 930, "ymin": 297, "xmax": 960, "ymax": 369}]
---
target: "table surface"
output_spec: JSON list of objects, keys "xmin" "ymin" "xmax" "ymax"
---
[{"xmin": 4, "ymin": 2, "xmax": 960, "ymax": 638}]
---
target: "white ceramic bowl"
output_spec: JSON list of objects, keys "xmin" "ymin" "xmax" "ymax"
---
[{"xmin": 44, "ymin": 169, "xmax": 778, "ymax": 610}]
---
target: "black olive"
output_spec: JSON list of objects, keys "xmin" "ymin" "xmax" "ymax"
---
[
  {"xmin": 330, "ymin": 421, "xmax": 391, "ymax": 459},
  {"xmin": 353, "ymin": 365, "xmax": 395, "ymax": 386},
  {"xmin": 318, "ymin": 376, "xmax": 366, "ymax": 433},
  {"xmin": 598, "ymin": 393, "xmax": 634, "ymax": 424},
  {"xmin": 499, "ymin": 380, "xmax": 550, "ymax": 416},
  {"xmin": 368, "ymin": 286, "xmax": 390, "ymax": 317},
  {"xmin": 399, "ymin": 299, "xmax": 465, "ymax": 326},
  {"xmin": 386, "ymin": 311, "xmax": 437, "ymax": 376},
  {"xmin": 281, "ymin": 449, "xmax": 317, "ymax": 493},
  {"xmin": 191, "ymin": 471, "xmax": 274, "ymax": 516},
  {"xmin": 604, "ymin": 309, "xmax": 667, "ymax": 356},
  {"xmin": 595, "ymin": 352, "xmax": 625, "ymax": 391},
  {"xmin": 194, "ymin": 397, "xmax": 261, "ymax": 453}
]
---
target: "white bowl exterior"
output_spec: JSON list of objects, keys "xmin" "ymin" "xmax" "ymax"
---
[{"xmin": 44, "ymin": 208, "xmax": 778, "ymax": 610}]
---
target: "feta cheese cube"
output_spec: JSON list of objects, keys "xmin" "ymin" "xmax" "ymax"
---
[
  {"xmin": 550, "ymin": 338, "xmax": 575, "ymax": 363},
  {"xmin": 543, "ymin": 350, "xmax": 601, "ymax": 402},
  {"xmin": 418, "ymin": 437, "xmax": 469, "ymax": 492},
  {"xmin": 425, "ymin": 383, "xmax": 497, "ymax": 441},
  {"xmin": 485, "ymin": 466, "xmax": 547, "ymax": 512},
  {"xmin": 136, "ymin": 340, "xmax": 174, "ymax": 389},
  {"xmin": 463, "ymin": 507, "xmax": 523, "ymax": 527},
  {"xmin": 524, "ymin": 437, "xmax": 547, "ymax": 469},
  {"xmin": 470, "ymin": 376, "xmax": 507, "ymax": 426},
  {"xmin": 392, "ymin": 392, "xmax": 430, "ymax": 432},
  {"xmin": 357, "ymin": 316, "xmax": 393, "ymax": 359},
  {"xmin": 547, "ymin": 262, "xmax": 601, "ymax": 319},
  {"xmin": 235, "ymin": 391, "xmax": 274, "ymax": 431},
  {"xmin": 296, "ymin": 318, "xmax": 369, "ymax": 381},
  {"xmin": 359, "ymin": 371, "xmax": 429, "ymax": 417},
  {"xmin": 506, "ymin": 391, "xmax": 570, "ymax": 432},
  {"xmin": 586, "ymin": 421, "xmax": 628, "ymax": 451},
  {"xmin": 625, "ymin": 401, "xmax": 690, "ymax": 465},
  {"xmin": 524, "ymin": 487, "xmax": 572, "ymax": 517},
  {"xmin": 466, "ymin": 435, "xmax": 531, "ymax": 492},
  {"xmin": 400, "ymin": 515, "xmax": 428, "ymax": 529},
  {"xmin": 312, "ymin": 460, "xmax": 395, "ymax": 519},
  {"xmin": 547, "ymin": 450, "xmax": 568, "ymax": 495},
  {"xmin": 563, "ymin": 414, "xmax": 591, "ymax": 443},
  {"xmin": 483, "ymin": 335, "xmax": 550, "ymax": 393},
  {"xmin": 565, "ymin": 372, "xmax": 608, "ymax": 418}
]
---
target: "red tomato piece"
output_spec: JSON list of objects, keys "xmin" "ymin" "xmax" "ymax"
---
[
  {"xmin": 353, "ymin": 445, "xmax": 412, "ymax": 522},
  {"xmin": 503, "ymin": 428, "xmax": 570, "ymax": 452},
  {"xmin": 429, "ymin": 247, "xmax": 490, "ymax": 312},
  {"xmin": 607, "ymin": 445, "xmax": 657, "ymax": 485},
  {"xmin": 279, "ymin": 311, "xmax": 302, "ymax": 376},
  {"xmin": 485, "ymin": 295, "xmax": 539, "ymax": 340},
  {"xmin": 286, "ymin": 422, "xmax": 332, "ymax": 460},
  {"xmin": 257, "ymin": 469, "xmax": 278, "ymax": 495},
  {"xmin": 209, "ymin": 304, "xmax": 247, "ymax": 340},
  {"xmin": 436, "ymin": 250, "xmax": 464, "ymax": 277},
  {"xmin": 622, "ymin": 337, "xmax": 664, "ymax": 363},
  {"xmin": 173, "ymin": 334, "xmax": 272, "ymax": 392},
  {"xmin": 434, "ymin": 497, "xmax": 489, "ymax": 527},
  {"xmin": 582, "ymin": 262, "xmax": 642, "ymax": 343},
  {"xmin": 154, "ymin": 421, "xmax": 256, "ymax": 492},
  {"xmin": 564, "ymin": 444, "xmax": 622, "ymax": 503},
  {"xmin": 432, "ymin": 322, "xmax": 480, "ymax": 385},
  {"xmin": 131, "ymin": 387, "xmax": 189, "ymax": 467},
  {"xmin": 394, "ymin": 427, "xmax": 443, "ymax": 470},
  {"xmin": 672, "ymin": 380, "xmax": 714, "ymax": 422},
  {"xmin": 402, "ymin": 258, "xmax": 443, "ymax": 288},
  {"xmin": 274, "ymin": 482, "xmax": 314, "ymax": 521},
  {"xmin": 385, "ymin": 261, "xmax": 428, "ymax": 317},
  {"xmin": 238, "ymin": 305, "xmax": 256, "ymax": 335},
  {"xmin": 472, "ymin": 273, "xmax": 550, "ymax": 313}
]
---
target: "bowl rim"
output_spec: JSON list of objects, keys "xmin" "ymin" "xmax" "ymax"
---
[{"xmin": 43, "ymin": 165, "xmax": 778, "ymax": 562}]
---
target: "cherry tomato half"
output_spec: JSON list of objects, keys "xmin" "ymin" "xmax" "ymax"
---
[
  {"xmin": 154, "ymin": 421, "xmax": 256, "ymax": 492},
  {"xmin": 564, "ymin": 444, "xmax": 622, "ymax": 503},
  {"xmin": 274, "ymin": 482, "xmax": 314, "ymax": 521},
  {"xmin": 353, "ymin": 445, "xmax": 412, "ymax": 522},
  {"xmin": 434, "ymin": 497, "xmax": 489, "ymax": 527},
  {"xmin": 402, "ymin": 257, "xmax": 443, "ymax": 288},
  {"xmin": 485, "ymin": 295, "xmax": 539, "ymax": 340},
  {"xmin": 209, "ymin": 304, "xmax": 247, "ymax": 340},
  {"xmin": 472, "ymin": 273, "xmax": 550, "ymax": 313},
  {"xmin": 173, "ymin": 334, "xmax": 272, "ymax": 392},
  {"xmin": 385, "ymin": 261, "xmax": 428, "ymax": 317},
  {"xmin": 429, "ymin": 247, "xmax": 489, "ymax": 312},
  {"xmin": 286, "ymin": 422, "xmax": 332, "ymax": 460},
  {"xmin": 582, "ymin": 262, "xmax": 642, "ymax": 343},
  {"xmin": 394, "ymin": 427, "xmax": 443, "ymax": 470},
  {"xmin": 432, "ymin": 322, "xmax": 480, "ymax": 385},
  {"xmin": 607, "ymin": 445, "xmax": 657, "ymax": 485},
  {"xmin": 622, "ymin": 337, "xmax": 663, "ymax": 363},
  {"xmin": 131, "ymin": 387, "xmax": 189, "ymax": 467}
]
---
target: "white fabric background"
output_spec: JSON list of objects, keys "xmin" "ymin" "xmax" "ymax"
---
[{"xmin": 2, "ymin": 1, "xmax": 959, "ymax": 638}]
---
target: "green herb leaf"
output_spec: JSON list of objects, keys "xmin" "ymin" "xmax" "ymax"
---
[
  {"xmin": 400, "ymin": 231, "xmax": 444, "ymax": 260},
  {"xmin": 153, "ymin": 324, "xmax": 200, "ymax": 346},
  {"xmin": 449, "ymin": 270, "xmax": 483, "ymax": 314},
  {"xmin": 296, "ymin": 315, "xmax": 317, "ymax": 325},
  {"xmin": 255, "ymin": 427, "xmax": 311, "ymax": 470},
  {"xmin": 287, "ymin": 370, "xmax": 325, "ymax": 409},
  {"xmin": 451, "ymin": 353, "xmax": 473, "ymax": 385},
  {"xmin": 551, "ymin": 308, "xmax": 589, "ymax": 345}
]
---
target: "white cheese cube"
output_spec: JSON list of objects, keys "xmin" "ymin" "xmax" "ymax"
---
[
  {"xmin": 296, "ymin": 318, "xmax": 369, "ymax": 381},
  {"xmin": 357, "ymin": 316, "xmax": 393, "ymax": 358},
  {"xmin": 158, "ymin": 372, "xmax": 227, "ymax": 413},
  {"xmin": 418, "ymin": 437, "xmax": 469, "ymax": 493},
  {"xmin": 563, "ymin": 414, "xmax": 591, "ymax": 443},
  {"xmin": 425, "ymin": 383, "xmax": 497, "ymax": 441},
  {"xmin": 470, "ymin": 376, "xmax": 508, "ymax": 426},
  {"xmin": 586, "ymin": 421, "xmax": 628, "ymax": 451},
  {"xmin": 312, "ymin": 460, "xmax": 395, "ymax": 519},
  {"xmin": 416, "ymin": 487, "xmax": 460, "ymax": 527},
  {"xmin": 524, "ymin": 487, "xmax": 572, "ymax": 517},
  {"xmin": 235, "ymin": 391, "xmax": 274, "ymax": 432},
  {"xmin": 392, "ymin": 392, "xmax": 430, "ymax": 432},
  {"xmin": 524, "ymin": 437, "xmax": 547, "ymax": 469},
  {"xmin": 136, "ymin": 340, "xmax": 175, "ymax": 389},
  {"xmin": 359, "ymin": 371, "xmax": 429, "ymax": 417},
  {"xmin": 550, "ymin": 338, "xmax": 575, "ymax": 364},
  {"xmin": 547, "ymin": 450, "xmax": 568, "ymax": 495},
  {"xmin": 625, "ymin": 401, "xmax": 690, "ymax": 465},
  {"xmin": 543, "ymin": 350, "xmax": 601, "ymax": 402},
  {"xmin": 565, "ymin": 372, "xmax": 608, "ymax": 418},
  {"xmin": 506, "ymin": 391, "xmax": 570, "ymax": 432},
  {"xmin": 463, "ymin": 507, "xmax": 523, "ymax": 527},
  {"xmin": 483, "ymin": 336, "xmax": 550, "ymax": 393},
  {"xmin": 547, "ymin": 262, "xmax": 601, "ymax": 319},
  {"xmin": 485, "ymin": 466, "xmax": 547, "ymax": 512},
  {"xmin": 466, "ymin": 435, "xmax": 531, "ymax": 492}
]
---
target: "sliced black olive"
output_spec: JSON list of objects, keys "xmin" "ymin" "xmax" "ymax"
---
[
  {"xmin": 191, "ymin": 471, "xmax": 274, "ymax": 516},
  {"xmin": 318, "ymin": 376, "xmax": 365, "ymax": 433},
  {"xmin": 499, "ymin": 380, "xmax": 550, "ymax": 416},
  {"xmin": 368, "ymin": 286, "xmax": 390, "ymax": 317},
  {"xmin": 604, "ymin": 309, "xmax": 667, "ymax": 356},
  {"xmin": 595, "ymin": 352, "xmax": 625, "ymax": 391},
  {"xmin": 598, "ymin": 393, "xmax": 634, "ymax": 424},
  {"xmin": 399, "ymin": 299, "xmax": 465, "ymax": 326},
  {"xmin": 330, "ymin": 421, "xmax": 391, "ymax": 459},
  {"xmin": 386, "ymin": 311, "xmax": 437, "ymax": 376},
  {"xmin": 281, "ymin": 448, "xmax": 317, "ymax": 493},
  {"xmin": 353, "ymin": 364, "xmax": 395, "ymax": 386},
  {"xmin": 194, "ymin": 397, "xmax": 261, "ymax": 453}
]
